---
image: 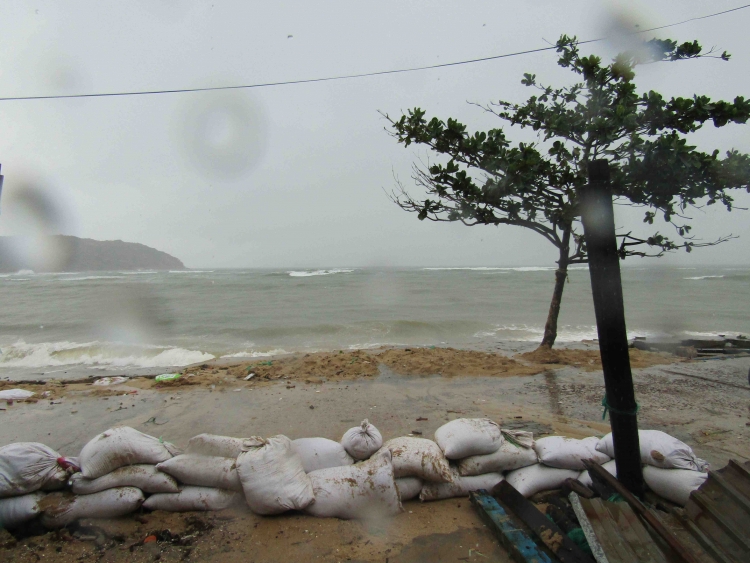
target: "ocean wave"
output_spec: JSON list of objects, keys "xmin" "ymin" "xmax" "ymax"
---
[
  {"xmin": 288, "ymin": 269, "xmax": 355, "ymax": 277},
  {"xmin": 62, "ymin": 276, "xmax": 126, "ymax": 281},
  {"xmin": 119, "ymin": 271, "xmax": 157, "ymax": 275},
  {"xmin": 220, "ymin": 348, "xmax": 289, "ymax": 359},
  {"xmin": 0, "ymin": 341, "xmax": 214, "ymax": 369},
  {"xmin": 424, "ymin": 266, "xmax": 588, "ymax": 272},
  {"xmin": 473, "ymin": 324, "xmax": 601, "ymax": 342},
  {"xmin": 169, "ymin": 270, "xmax": 214, "ymax": 274},
  {"xmin": 683, "ymin": 275, "xmax": 725, "ymax": 280}
]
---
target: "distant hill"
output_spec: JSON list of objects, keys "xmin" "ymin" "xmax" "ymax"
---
[{"xmin": 0, "ymin": 235, "xmax": 186, "ymax": 272}]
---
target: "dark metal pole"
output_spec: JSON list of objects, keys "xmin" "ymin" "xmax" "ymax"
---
[{"xmin": 579, "ymin": 159, "xmax": 644, "ymax": 496}]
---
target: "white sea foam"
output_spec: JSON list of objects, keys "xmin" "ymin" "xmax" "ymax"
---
[
  {"xmin": 62, "ymin": 276, "xmax": 126, "ymax": 281},
  {"xmin": 169, "ymin": 270, "xmax": 214, "ymax": 274},
  {"xmin": 683, "ymin": 275, "xmax": 725, "ymax": 280},
  {"xmin": 424, "ymin": 266, "xmax": 588, "ymax": 272},
  {"xmin": 220, "ymin": 349, "xmax": 289, "ymax": 359},
  {"xmin": 119, "ymin": 271, "xmax": 157, "ymax": 275},
  {"xmin": 288, "ymin": 269, "xmax": 355, "ymax": 277}
]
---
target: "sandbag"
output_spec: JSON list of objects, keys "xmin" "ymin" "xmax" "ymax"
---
[
  {"xmin": 70, "ymin": 464, "xmax": 179, "ymax": 495},
  {"xmin": 0, "ymin": 492, "xmax": 45, "ymax": 528},
  {"xmin": 292, "ymin": 438, "xmax": 354, "ymax": 473},
  {"xmin": 157, "ymin": 454, "xmax": 242, "ymax": 492},
  {"xmin": 420, "ymin": 469, "xmax": 504, "ymax": 502},
  {"xmin": 143, "ymin": 486, "xmax": 244, "ymax": 512},
  {"xmin": 40, "ymin": 487, "xmax": 144, "ymax": 528},
  {"xmin": 505, "ymin": 464, "xmax": 579, "ymax": 498},
  {"xmin": 596, "ymin": 430, "xmax": 708, "ymax": 471},
  {"xmin": 79, "ymin": 427, "xmax": 180, "ymax": 479},
  {"xmin": 236, "ymin": 435, "xmax": 314, "ymax": 515},
  {"xmin": 395, "ymin": 477, "xmax": 423, "ymax": 502},
  {"xmin": 578, "ymin": 459, "xmax": 618, "ymax": 487},
  {"xmin": 643, "ymin": 466, "xmax": 707, "ymax": 506},
  {"xmin": 305, "ymin": 450, "xmax": 402, "ymax": 520},
  {"xmin": 341, "ymin": 420, "xmax": 382, "ymax": 461},
  {"xmin": 534, "ymin": 436, "xmax": 610, "ymax": 470},
  {"xmin": 378, "ymin": 437, "xmax": 452, "ymax": 483},
  {"xmin": 186, "ymin": 433, "xmax": 253, "ymax": 458},
  {"xmin": 457, "ymin": 440, "xmax": 538, "ymax": 476},
  {"xmin": 0, "ymin": 442, "xmax": 70, "ymax": 498},
  {"xmin": 434, "ymin": 418, "xmax": 503, "ymax": 459}
]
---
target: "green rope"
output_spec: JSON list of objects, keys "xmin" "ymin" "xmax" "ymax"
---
[{"xmin": 601, "ymin": 395, "xmax": 640, "ymax": 420}]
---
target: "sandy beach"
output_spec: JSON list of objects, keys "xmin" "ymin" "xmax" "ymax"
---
[{"xmin": 1, "ymin": 344, "xmax": 749, "ymax": 562}]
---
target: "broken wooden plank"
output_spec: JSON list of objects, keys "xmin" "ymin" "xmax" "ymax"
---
[
  {"xmin": 469, "ymin": 490, "xmax": 552, "ymax": 563},
  {"xmin": 569, "ymin": 493, "xmax": 609, "ymax": 563},
  {"xmin": 494, "ymin": 480, "xmax": 594, "ymax": 563}
]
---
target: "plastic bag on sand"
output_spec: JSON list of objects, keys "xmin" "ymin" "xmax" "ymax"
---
[
  {"xmin": 186, "ymin": 433, "xmax": 254, "ymax": 458},
  {"xmin": 535, "ymin": 436, "xmax": 610, "ymax": 470},
  {"xmin": 434, "ymin": 418, "xmax": 503, "ymax": 460},
  {"xmin": 643, "ymin": 466, "xmax": 707, "ymax": 506},
  {"xmin": 596, "ymin": 430, "xmax": 708, "ymax": 471},
  {"xmin": 1, "ymin": 442, "xmax": 70, "ymax": 498},
  {"xmin": 157, "ymin": 454, "xmax": 242, "ymax": 492},
  {"xmin": 305, "ymin": 450, "xmax": 402, "ymax": 520},
  {"xmin": 292, "ymin": 438, "xmax": 354, "ymax": 473},
  {"xmin": 40, "ymin": 487, "xmax": 144, "ymax": 528},
  {"xmin": 395, "ymin": 477, "xmax": 423, "ymax": 502},
  {"xmin": 143, "ymin": 486, "xmax": 244, "ymax": 512},
  {"xmin": 341, "ymin": 420, "xmax": 382, "ymax": 461},
  {"xmin": 420, "ymin": 469, "xmax": 504, "ymax": 502},
  {"xmin": 0, "ymin": 389, "xmax": 35, "ymax": 400},
  {"xmin": 0, "ymin": 492, "xmax": 45, "ymax": 528},
  {"xmin": 236, "ymin": 435, "xmax": 314, "ymax": 515},
  {"xmin": 379, "ymin": 437, "xmax": 452, "ymax": 483},
  {"xmin": 70, "ymin": 464, "xmax": 179, "ymax": 495},
  {"xmin": 457, "ymin": 440, "xmax": 538, "ymax": 476},
  {"xmin": 79, "ymin": 427, "xmax": 180, "ymax": 479},
  {"xmin": 506, "ymin": 464, "xmax": 579, "ymax": 498},
  {"xmin": 578, "ymin": 459, "xmax": 617, "ymax": 487}
]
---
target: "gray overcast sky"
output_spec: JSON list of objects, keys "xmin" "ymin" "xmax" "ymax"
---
[{"xmin": 0, "ymin": 1, "xmax": 748, "ymax": 268}]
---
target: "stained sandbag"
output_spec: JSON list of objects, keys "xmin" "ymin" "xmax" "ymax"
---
[
  {"xmin": 0, "ymin": 442, "xmax": 70, "ymax": 498},
  {"xmin": 578, "ymin": 459, "xmax": 618, "ymax": 487},
  {"xmin": 291, "ymin": 438, "xmax": 354, "ymax": 473},
  {"xmin": 186, "ymin": 434, "xmax": 254, "ymax": 458},
  {"xmin": 420, "ymin": 469, "xmax": 504, "ymax": 502},
  {"xmin": 40, "ymin": 487, "xmax": 144, "ymax": 528},
  {"xmin": 534, "ymin": 436, "xmax": 610, "ymax": 470},
  {"xmin": 505, "ymin": 464, "xmax": 579, "ymax": 498},
  {"xmin": 596, "ymin": 430, "xmax": 708, "ymax": 471},
  {"xmin": 643, "ymin": 466, "xmax": 707, "ymax": 506},
  {"xmin": 305, "ymin": 450, "xmax": 402, "ymax": 520},
  {"xmin": 79, "ymin": 427, "xmax": 180, "ymax": 479},
  {"xmin": 70, "ymin": 464, "xmax": 179, "ymax": 495},
  {"xmin": 434, "ymin": 418, "xmax": 503, "ymax": 460},
  {"xmin": 157, "ymin": 454, "xmax": 242, "ymax": 492},
  {"xmin": 236, "ymin": 435, "xmax": 314, "ymax": 515},
  {"xmin": 378, "ymin": 437, "xmax": 452, "ymax": 483},
  {"xmin": 457, "ymin": 440, "xmax": 538, "ymax": 476},
  {"xmin": 0, "ymin": 492, "xmax": 45, "ymax": 528},
  {"xmin": 340, "ymin": 420, "xmax": 382, "ymax": 461},
  {"xmin": 143, "ymin": 486, "xmax": 245, "ymax": 512},
  {"xmin": 395, "ymin": 477, "xmax": 423, "ymax": 502}
]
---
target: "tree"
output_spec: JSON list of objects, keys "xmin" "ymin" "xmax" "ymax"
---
[{"xmin": 385, "ymin": 35, "xmax": 750, "ymax": 348}]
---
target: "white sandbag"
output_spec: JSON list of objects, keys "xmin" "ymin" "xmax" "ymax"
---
[
  {"xmin": 434, "ymin": 418, "xmax": 503, "ymax": 459},
  {"xmin": 0, "ymin": 389, "xmax": 35, "ymax": 400},
  {"xmin": 395, "ymin": 477, "xmax": 423, "ymax": 502},
  {"xmin": 79, "ymin": 427, "xmax": 180, "ymax": 479},
  {"xmin": 457, "ymin": 440, "xmax": 538, "ymax": 476},
  {"xmin": 143, "ymin": 486, "xmax": 244, "ymax": 512},
  {"xmin": 341, "ymin": 419, "xmax": 382, "ymax": 461},
  {"xmin": 40, "ymin": 487, "xmax": 144, "ymax": 528},
  {"xmin": 506, "ymin": 464, "xmax": 579, "ymax": 498},
  {"xmin": 643, "ymin": 466, "xmax": 707, "ymax": 506},
  {"xmin": 292, "ymin": 438, "xmax": 354, "ymax": 473},
  {"xmin": 0, "ymin": 442, "xmax": 69, "ymax": 498},
  {"xmin": 0, "ymin": 492, "xmax": 45, "ymax": 528},
  {"xmin": 70, "ymin": 464, "xmax": 179, "ymax": 494},
  {"xmin": 535, "ymin": 436, "xmax": 610, "ymax": 470},
  {"xmin": 305, "ymin": 450, "xmax": 402, "ymax": 520},
  {"xmin": 420, "ymin": 470, "xmax": 504, "ymax": 502},
  {"xmin": 186, "ymin": 433, "xmax": 253, "ymax": 458},
  {"xmin": 596, "ymin": 430, "xmax": 708, "ymax": 471},
  {"xmin": 157, "ymin": 454, "xmax": 241, "ymax": 492},
  {"xmin": 578, "ymin": 459, "xmax": 618, "ymax": 487},
  {"xmin": 379, "ymin": 437, "xmax": 453, "ymax": 483},
  {"xmin": 236, "ymin": 435, "xmax": 314, "ymax": 515}
]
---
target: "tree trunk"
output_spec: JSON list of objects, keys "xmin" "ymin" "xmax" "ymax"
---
[{"xmin": 539, "ymin": 229, "xmax": 571, "ymax": 349}]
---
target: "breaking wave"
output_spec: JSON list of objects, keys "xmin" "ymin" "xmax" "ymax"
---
[{"xmin": 288, "ymin": 269, "xmax": 355, "ymax": 277}]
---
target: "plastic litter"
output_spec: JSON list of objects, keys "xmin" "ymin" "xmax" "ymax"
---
[
  {"xmin": 534, "ymin": 436, "xmax": 610, "ymax": 470},
  {"xmin": 92, "ymin": 377, "xmax": 128, "ymax": 387},
  {"xmin": 596, "ymin": 430, "xmax": 708, "ymax": 471},
  {"xmin": 505, "ymin": 464, "xmax": 579, "ymax": 498},
  {"xmin": 40, "ymin": 487, "xmax": 144, "ymax": 528},
  {"xmin": 291, "ymin": 438, "xmax": 354, "ymax": 473},
  {"xmin": 157, "ymin": 454, "xmax": 242, "ymax": 492},
  {"xmin": 420, "ymin": 469, "xmax": 504, "ymax": 501},
  {"xmin": 340, "ymin": 419, "xmax": 382, "ymax": 461},
  {"xmin": 70, "ymin": 464, "xmax": 179, "ymax": 494},
  {"xmin": 0, "ymin": 492, "xmax": 45, "ymax": 528},
  {"xmin": 0, "ymin": 389, "xmax": 35, "ymax": 401},
  {"xmin": 154, "ymin": 373, "xmax": 181, "ymax": 382},
  {"xmin": 395, "ymin": 477, "xmax": 423, "ymax": 502},
  {"xmin": 434, "ymin": 418, "xmax": 503, "ymax": 459},
  {"xmin": 0, "ymin": 442, "xmax": 70, "ymax": 498},
  {"xmin": 457, "ymin": 439, "xmax": 538, "ymax": 476},
  {"xmin": 643, "ymin": 466, "xmax": 707, "ymax": 506},
  {"xmin": 378, "ymin": 437, "xmax": 452, "ymax": 483},
  {"xmin": 143, "ymin": 486, "xmax": 244, "ymax": 512}
]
